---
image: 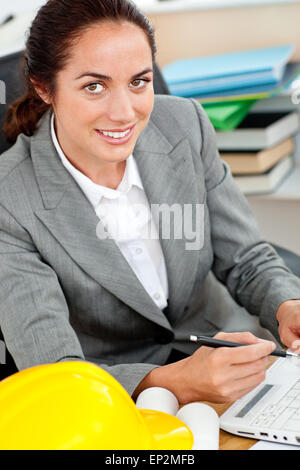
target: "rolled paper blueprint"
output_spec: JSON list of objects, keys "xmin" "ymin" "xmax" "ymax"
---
[
  {"xmin": 136, "ymin": 387, "xmax": 179, "ymax": 416},
  {"xmin": 176, "ymin": 402, "xmax": 220, "ymax": 450}
]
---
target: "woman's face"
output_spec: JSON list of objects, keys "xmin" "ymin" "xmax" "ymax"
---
[{"xmin": 41, "ymin": 21, "xmax": 154, "ymax": 179}]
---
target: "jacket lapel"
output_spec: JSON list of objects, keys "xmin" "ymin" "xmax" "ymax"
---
[
  {"xmin": 31, "ymin": 110, "xmax": 200, "ymax": 329},
  {"xmin": 133, "ymin": 121, "xmax": 201, "ymax": 324}
]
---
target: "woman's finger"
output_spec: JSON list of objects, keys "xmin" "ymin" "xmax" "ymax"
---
[
  {"xmin": 214, "ymin": 340, "xmax": 276, "ymax": 365},
  {"xmin": 214, "ymin": 331, "xmax": 260, "ymax": 345}
]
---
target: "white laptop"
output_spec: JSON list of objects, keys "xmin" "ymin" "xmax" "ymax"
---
[{"xmin": 220, "ymin": 354, "xmax": 300, "ymax": 446}]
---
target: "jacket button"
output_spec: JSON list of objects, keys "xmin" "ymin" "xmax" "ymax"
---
[{"xmin": 155, "ymin": 331, "xmax": 174, "ymax": 345}]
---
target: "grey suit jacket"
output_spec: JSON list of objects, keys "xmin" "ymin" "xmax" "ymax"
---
[{"xmin": 0, "ymin": 95, "xmax": 300, "ymax": 396}]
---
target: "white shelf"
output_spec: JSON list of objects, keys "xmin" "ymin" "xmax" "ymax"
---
[
  {"xmin": 0, "ymin": 0, "xmax": 298, "ymax": 20},
  {"xmin": 135, "ymin": 0, "xmax": 300, "ymax": 15},
  {"xmin": 0, "ymin": 1, "xmax": 45, "ymax": 25},
  {"xmin": 0, "ymin": 10, "xmax": 38, "ymax": 58}
]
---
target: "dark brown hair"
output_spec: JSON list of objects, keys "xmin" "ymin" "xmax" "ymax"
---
[{"xmin": 3, "ymin": 0, "xmax": 156, "ymax": 144}]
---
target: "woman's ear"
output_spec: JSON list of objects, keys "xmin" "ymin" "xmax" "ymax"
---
[{"xmin": 30, "ymin": 80, "xmax": 52, "ymax": 105}]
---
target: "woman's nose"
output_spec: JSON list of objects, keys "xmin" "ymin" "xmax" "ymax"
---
[{"xmin": 106, "ymin": 89, "xmax": 136, "ymax": 124}]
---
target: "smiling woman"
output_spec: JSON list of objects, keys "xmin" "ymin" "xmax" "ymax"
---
[
  {"xmin": 35, "ymin": 20, "xmax": 154, "ymax": 186},
  {"xmin": 1, "ymin": 0, "xmax": 300, "ymax": 409},
  {"xmin": 4, "ymin": 0, "xmax": 156, "ymax": 187}
]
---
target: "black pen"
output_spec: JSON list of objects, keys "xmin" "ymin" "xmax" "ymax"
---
[{"xmin": 189, "ymin": 335, "xmax": 299, "ymax": 358}]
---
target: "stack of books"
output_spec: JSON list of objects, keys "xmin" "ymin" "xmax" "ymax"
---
[
  {"xmin": 218, "ymin": 112, "xmax": 299, "ymax": 194},
  {"xmin": 162, "ymin": 45, "xmax": 300, "ymax": 194},
  {"xmin": 162, "ymin": 44, "xmax": 300, "ymax": 131},
  {"xmin": 162, "ymin": 45, "xmax": 295, "ymax": 100}
]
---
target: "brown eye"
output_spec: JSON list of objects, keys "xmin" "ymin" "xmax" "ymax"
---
[
  {"xmin": 85, "ymin": 83, "xmax": 104, "ymax": 94},
  {"xmin": 131, "ymin": 79, "xmax": 142, "ymax": 87},
  {"xmin": 130, "ymin": 78, "xmax": 151, "ymax": 89}
]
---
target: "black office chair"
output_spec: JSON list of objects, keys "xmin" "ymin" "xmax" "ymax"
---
[
  {"xmin": 0, "ymin": 51, "xmax": 26, "ymax": 379},
  {"xmin": 0, "ymin": 333, "xmax": 17, "ymax": 380},
  {"xmin": 0, "ymin": 51, "xmax": 300, "ymax": 380},
  {"xmin": 0, "ymin": 50, "xmax": 26, "ymax": 154}
]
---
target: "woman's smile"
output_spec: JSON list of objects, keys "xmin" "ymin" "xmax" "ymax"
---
[{"xmin": 95, "ymin": 124, "xmax": 136, "ymax": 145}]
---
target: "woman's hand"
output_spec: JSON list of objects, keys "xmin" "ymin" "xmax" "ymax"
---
[
  {"xmin": 276, "ymin": 300, "xmax": 300, "ymax": 353},
  {"xmin": 133, "ymin": 331, "xmax": 276, "ymax": 404}
]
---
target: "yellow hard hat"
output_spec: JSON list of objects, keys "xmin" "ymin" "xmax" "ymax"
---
[
  {"xmin": 140, "ymin": 409, "xmax": 193, "ymax": 450},
  {"xmin": 0, "ymin": 361, "xmax": 152, "ymax": 450},
  {"xmin": 0, "ymin": 362, "xmax": 193, "ymax": 450}
]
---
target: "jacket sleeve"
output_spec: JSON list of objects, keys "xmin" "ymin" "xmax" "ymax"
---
[
  {"xmin": 0, "ymin": 203, "xmax": 156, "ymax": 396},
  {"xmin": 190, "ymin": 98, "xmax": 300, "ymax": 339}
]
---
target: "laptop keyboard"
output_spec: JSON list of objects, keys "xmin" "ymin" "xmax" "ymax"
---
[{"xmin": 250, "ymin": 379, "xmax": 300, "ymax": 431}]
